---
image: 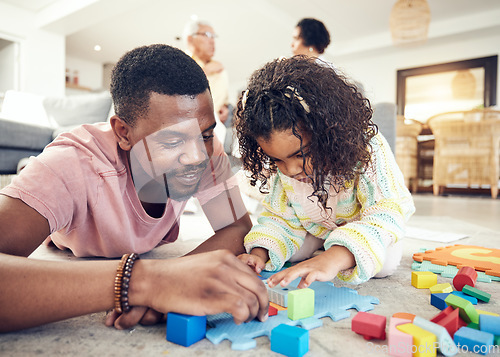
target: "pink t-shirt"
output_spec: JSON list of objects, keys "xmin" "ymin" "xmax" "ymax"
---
[{"xmin": 1, "ymin": 123, "xmax": 244, "ymax": 257}]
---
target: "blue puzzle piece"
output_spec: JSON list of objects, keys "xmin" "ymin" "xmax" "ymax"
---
[{"xmin": 206, "ymin": 271, "xmax": 379, "ymax": 350}]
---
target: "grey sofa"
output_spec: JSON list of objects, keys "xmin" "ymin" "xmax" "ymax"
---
[{"xmin": 0, "ymin": 90, "xmax": 113, "ymax": 174}]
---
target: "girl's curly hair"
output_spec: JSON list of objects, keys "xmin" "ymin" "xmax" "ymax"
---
[{"xmin": 234, "ymin": 55, "xmax": 377, "ymax": 207}]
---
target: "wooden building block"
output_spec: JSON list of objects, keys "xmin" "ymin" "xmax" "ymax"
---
[
  {"xmin": 266, "ymin": 282, "xmax": 298, "ymax": 307},
  {"xmin": 397, "ymin": 323, "xmax": 437, "ymax": 357},
  {"xmin": 351, "ymin": 311, "xmax": 387, "ymax": 340},
  {"xmin": 476, "ymin": 309, "xmax": 499, "ymax": 317},
  {"xmin": 445, "ymin": 294, "xmax": 480, "ymax": 324},
  {"xmin": 453, "ymin": 266, "xmax": 478, "ymax": 291},
  {"xmin": 392, "ymin": 312, "xmax": 416, "ymax": 321},
  {"xmin": 451, "ymin": 291, "xmax": 478, "ymax": 305},
  {"xmin": 453, "ymin": 326, "xmax": 494, "ymax": 356},
  {"xmin": 462, "ymin": 285, "xmax": 491, "ymax": 303},
  {"xmin": 413, "ymin": 316, "xmax": 458, "ymax": 357},
  {"xmin": 287, "ymin": 288, "xmax": 314, "ymax": 321},
  {"xmin": 270, "ymin": 302, "xmax": 287, "ymax": 311},
  {"xmin": 429, "ymin": 283, "xmax": 453, "ymax": 294},
  {"xmin": 270, "ymin": 324, "xmax": 309, "ymax": 357},
  {"xmin": 412, "ymin": 271, "xmax": 437, "ymax": 289},
  {"xmin": 430, "ymin": 293, "xmax": 450, "ymax": 310},
  {"xmin": 479, "ymin": 314, "xmax": 500, "ymax": 336},
  {"xmin": 166, "ymin": 312, "xmax": 206, "ymax": 347},
  {"xmin": 268, "ymin": 304, "xmax": 278, "ymax": 317},
  {"xmin": 431, "ymin": 306, "xmax": 466, "ymax": 338},
  {"xmin": 388, "ymin": 317, "xmax": 413, "ymax": 357}
]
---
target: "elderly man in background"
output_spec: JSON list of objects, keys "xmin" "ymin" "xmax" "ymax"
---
[{"xmin": 184, "ymin": 19, "xmax": 230, "ymax": 133}]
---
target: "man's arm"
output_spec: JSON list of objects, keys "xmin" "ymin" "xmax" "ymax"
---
[{"xmin": 187, "ymin": 212, "xmax": 252, "ymax": 256}]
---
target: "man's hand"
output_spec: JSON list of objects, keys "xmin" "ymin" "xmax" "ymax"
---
[{"xmin": 128, "ymin": 250, "xmax": 269, "ymax": 326}]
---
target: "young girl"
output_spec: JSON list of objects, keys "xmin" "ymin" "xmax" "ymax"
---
[{"xmin": 235, "ymin": 56, "xmax": 415, "ymax": 289}]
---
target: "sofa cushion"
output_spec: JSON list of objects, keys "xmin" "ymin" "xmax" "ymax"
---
[
  {"xmin": 0, "ymin": 117, "xmax": 54, "ymax": 150},
  {"xmin": 1, "ymin": 90, "xmax": 52, "ymax": 127},
  {"xmin": 43, "ymin": 91, "xmax": 112, "ymax": 128}
]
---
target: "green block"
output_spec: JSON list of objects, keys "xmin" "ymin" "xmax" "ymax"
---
[
  {"xmin": 467, "ymin": 322, "xmax": 479, "ymax": 330},
  {"xmin": 445, "ymin": 294, "xmax": 479, "ymax": 324},
  {"xmin": 494, "ymin": 335, "xmax": 500, "ymax": 346},
  {"xmin": 462, "ymin": 284, "xmax": 491, "ymax": 303},
  {"xmin": 287, "ymin": 288, "xmax": 315, "ymax": 321}
]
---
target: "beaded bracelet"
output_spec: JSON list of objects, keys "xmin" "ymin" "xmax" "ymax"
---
[{"xmin": 114, "ymin": 253, "xmax": 140, "ymax": 314}]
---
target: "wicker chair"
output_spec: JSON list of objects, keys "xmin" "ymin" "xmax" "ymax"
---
[
  {"xmin": 428, "ymin": 109, "xmax": 500, "ymax": 198},
  {"xmin": 396, "ymin": 116, "xmax": 422, "ymax": 192}
]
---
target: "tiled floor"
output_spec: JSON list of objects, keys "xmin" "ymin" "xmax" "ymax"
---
[{"xmin": 411, "ymin": 192, "xmax": 500, "ymax": 232}]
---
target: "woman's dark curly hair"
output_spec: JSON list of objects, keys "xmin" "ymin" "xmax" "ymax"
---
[
  {"xmin": 235, "ymin": 55, "xmax": 377, "ymax": 207},
  {"xmin": 297, "ymin": 18, "xmax": 331, "ymax": 54}
]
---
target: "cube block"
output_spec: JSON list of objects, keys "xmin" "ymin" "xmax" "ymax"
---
[
  {"xmin": 268, "ymin": 304, "xmax": 278, "ymax": 317},
  {"xmin": 166, "ymin": 312, "xmax": 206, "ymax": 347},
  {"xmin": 479, "ymin": 314, "xmax": 500, "ymax": 336},
  {"xmin": 453, "ymin": 266, "xmax": 477, "ymax": 291},
  {"xmin": 429, "ymin": 283, "xmax": 453, "ymax": 294},
  {"xmin": 270, "ymin": 324, "xmax": 309, "ymax": 357},
  {"xmin": 453, "ymin": 326, "xmax": 494, "ymax": 355},
  {"xmin": 411, "ymin": 271, "xmax": 437, "ymax": 289},
  {"xmin": 445, "ymin": 294, "xmax": 479, "ymax": 324},
  {"xmin": 397, "ymin": 323, "xmax": 437, "ymax": 357},
  {"xmin": 352, "ymin": 311, "xmax": 387, "ymax": 340},
  {"xmin": 287, "ymin": 288, "xmax": 314, "ymax": 321},
  {"xmin": 462, "ymin": 285, "xmax": 491, "ymax": 303}
]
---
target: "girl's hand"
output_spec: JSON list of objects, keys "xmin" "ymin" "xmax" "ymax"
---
[
  {"xmin": 238, "ymin": 253, "xmax": 266, "ymax": 274},
  {"xmin": 266, "ymin": 246, "xmax": 355, "ymax": 289}
]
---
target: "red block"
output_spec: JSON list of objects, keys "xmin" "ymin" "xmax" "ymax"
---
[
  {"xmin": 352, "ymin": 311, "xmax": 387, "ymax": 340},
  {"xmin": 430, "ymin": 306, "xmax": 466, "ymax": 337},
  {"xmin": 453, "ymin": 266, "xmax": 478, "ymax": 291},
  {"xmin": 268, "ymin": 304, "xmax": 278, "ymax": 317}
]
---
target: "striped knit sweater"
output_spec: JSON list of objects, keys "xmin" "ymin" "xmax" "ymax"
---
[{"xmin": 244, "ymin": 133, "xmax": 415, "ymax": 284}]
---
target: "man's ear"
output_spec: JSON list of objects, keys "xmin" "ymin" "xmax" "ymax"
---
[{"xmin": 110, "ymin": 115, "xmax": 133, "ymax": 151}]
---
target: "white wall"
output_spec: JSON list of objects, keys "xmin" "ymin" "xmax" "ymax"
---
[
  {"xmin": 0, "ymin": 2, "xmax": 65, "ymax": 97},
  {"xmin": 333, "ymin": 30, "xmax": 500, "ymax": 110},
  {"xmin": 65, "ymin": 55, "xmax": 104, "ymax": 91}
]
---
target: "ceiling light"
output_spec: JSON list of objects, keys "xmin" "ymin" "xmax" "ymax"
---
[
  {"xmin": 94, "ymin": 45, "xmax": 102, "ymax": 52},
  {"xmin": 390, "ymin": 0, "xmax": 431, "ymax": 46}
]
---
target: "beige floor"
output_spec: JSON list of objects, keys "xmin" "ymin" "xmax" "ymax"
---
[{"xmin": 1, "ymin": 192, "xmax": 500, "ymax": 356}]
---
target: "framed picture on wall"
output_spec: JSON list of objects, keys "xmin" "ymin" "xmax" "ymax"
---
[{"xmin": 396, "ymin": 55, "xmax": 498, "ymax": 123}]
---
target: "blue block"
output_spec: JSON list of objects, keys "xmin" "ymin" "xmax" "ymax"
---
[
  {"xmin": 166, "ymin": 312, "xmax": 207, "ymax": 347},
  {"xmin": 451, "ymin": 291, "xmax": 478, "ymax": 305},
  {"xmin": 454, "ymin": 327, "xmax": 494, "ymax": 355},
  {"xmin": 271, "ymin": 324, "xmax": 309, "ymax": 357},
  {"xmin": 430, "ymin": 293, "xmax": 450, "ymax": 310},
  {"xmin": 480, "ymin": 314, "xmax": 500, "ymax": 336}
]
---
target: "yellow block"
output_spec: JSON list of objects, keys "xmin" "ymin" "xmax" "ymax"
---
[
  {"xmin": 397, "ymin": 323, "xmax": 437, "ymax": 357},
  {"xmin": 429, "ymin": 283, "xmax": 453, "ymax": 294},
  {"xmin": 411, "ymin": 271, "xmax": 437, "ymax": 289},
  {"xmin": 476, "ymin": 309, "xmax": 499, "ymax": 317}
]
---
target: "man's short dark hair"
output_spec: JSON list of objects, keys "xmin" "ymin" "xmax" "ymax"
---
[{"xmin": 110, "ymin": 44, "xmax": 210, "ymax": 126}]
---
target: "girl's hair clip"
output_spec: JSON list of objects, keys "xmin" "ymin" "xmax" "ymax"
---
[
  {"xmin": 284, "ymin": 86, "xmax": 310, "ymax": 113},
  {"xmin": 241, "ymin": 89, "xmax": 249, "ymax": 110}
]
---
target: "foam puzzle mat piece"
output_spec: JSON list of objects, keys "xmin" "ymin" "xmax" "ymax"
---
[
  {"xmin": 412, "ymin": 258, "xmax": 500, "ymax": 283},
  {"xmin": 412, "ymin": 244, "xmax": 500, "ymax": 277},
  {"xmin": 205, "ymin": 271, "xmax": 379, "ymax": 350}
]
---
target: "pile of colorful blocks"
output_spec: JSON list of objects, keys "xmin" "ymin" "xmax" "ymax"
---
[
  {"xmin": 165, "ymin": 286, "xmax": 315, "ymax": 357},
  {"xmin": 351, "ymin": 266, "xmax": 499, "ymax": 356}
]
